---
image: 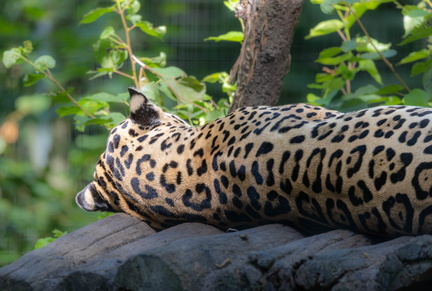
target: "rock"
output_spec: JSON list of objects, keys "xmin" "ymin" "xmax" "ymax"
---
[
  {"xmin": 114, "ymin": 224, "xmax": 303, "ymax": 290},
  {"xmin": 0, "ymin": 214, "xmax": 155, "ymax": 291},
  {"xmin": 1, "ymin": 214, "xmax": 432, "ymax": 291}
]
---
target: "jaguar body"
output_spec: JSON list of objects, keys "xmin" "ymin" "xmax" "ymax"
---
[{"xmin": 76, "ymin": 88, "xmax": 432, "ymax": 236}]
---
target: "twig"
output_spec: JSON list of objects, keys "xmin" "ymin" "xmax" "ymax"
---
[
  {"xmin": 343, "ymin": 0, "xmax": 411, "ymax": 92},
  {"xmin": 19, "ymin": 55, "xmax": 96, "ymax": 118}
]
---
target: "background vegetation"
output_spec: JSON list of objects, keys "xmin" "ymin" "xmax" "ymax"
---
[{"xmin": 0, "ymin": 0, "xmax": 428, "ymax": 266}]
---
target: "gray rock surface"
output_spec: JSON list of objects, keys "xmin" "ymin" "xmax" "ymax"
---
[{"xmin": 1, "ymin": 213, "xmax": 432, "ymax": 290}]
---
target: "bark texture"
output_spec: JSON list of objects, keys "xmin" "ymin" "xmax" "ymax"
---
[
  {"xmin": 229, "ymin": 0, "xmax": 304, "ymax": 112},
  {"xmin": 1, "ymin": 214, "xmax": 432, "ymax": 290}
]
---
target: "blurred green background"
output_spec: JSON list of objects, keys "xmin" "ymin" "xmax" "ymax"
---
[{"xmin": 0, "ymin": 0, "xmax": 420, "ymax": 266}]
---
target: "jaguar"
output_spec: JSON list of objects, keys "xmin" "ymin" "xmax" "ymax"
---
[{"xmin": 76, "ymin": 87, "xmax": 432, "ymax": 236}]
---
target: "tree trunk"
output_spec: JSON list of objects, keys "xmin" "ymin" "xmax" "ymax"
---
[{"xmin": 229, "ymin": 0, "xmax": 304, "ymax": 113}]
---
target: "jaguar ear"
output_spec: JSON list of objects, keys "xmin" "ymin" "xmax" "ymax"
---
[{"xmin": 128, "ymin": 87, "xmax": 161, "ymax": 127}]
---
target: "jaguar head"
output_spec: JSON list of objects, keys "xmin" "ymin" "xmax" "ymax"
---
[{"xmin": 75, "ymin": 87, "xmax": 179, "ymax": 217}]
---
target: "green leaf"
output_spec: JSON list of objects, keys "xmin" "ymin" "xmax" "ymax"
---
[
  {"xmin": 140, "ymin": 83, "xmax": 162, "ymax": 104},
  {"xmin": 399, "ymin": 26, "xmax": 432, "ymax": 46},
  {"xmin": 341, "ymin": 40, "xmax": 356, "ymax": 52},
  {"xmin": 99, "ymin": 50, "xmax": 128, "ymax": 71},
  {"xmin": 34, "ymin": 55, "xmax": 56, "ymax": 70},
  {"xmin": 359, "ymin": 59, "xmax": 382, "ymax": 84},
  {"xmin": 167, "ymin": 76, "xmax": 206, "ymax": 102},
  {"xmin": 79, "ymin": 7, "xmax": 115, "ymax": 24},
  {"xmin": 397, "ymin": 49, "xmax": 429, "ymax": 65},
  {"xmin": 2, "ymin": 49, "xmax": 22, "ymax": 68},
  {"xmin": 34, "ymin": 229, "xmax": 68, "ymax": 250},
  {"xmin": 34, "ymin": 237, "xmax": 56, "ymax": 250},
  {"xmin": 344, "ymin": 1, "xmax": 393, "ymax": 30},
  {"xmin": 322, "ymin": 77, "xmax": 345, "ymax": 91},
  {"xmin": 402, "ymin": 6, "xmax": 428, "ymax": 37},
  {"xmin": 93, "ymin": 39, "xmax": 113, "ymax": 63},
  {"xmin": 135, "ymin": 21, "xmax": 166, "ymax": 39},
  {"xmin": 153, "ymin": 66, "xmax": 186, "ymax": 79},
  {"xmin": 338, "ymin": 64, "xmax": 358, "ymax": 81},
  {"xmin": 100, "ymin": 26, "xmax": 115, "ymax": 39},
  {"xmin": 423, "ymin": 68, "xmax": 432, "ymax": 95},
  {"xmin": 355, "ymin": 37, "xmax": 391, "ymax": 53},
  {"xmin": 205, "ymin": 31, "xmax": 244, "ymax": 43},
  {"xmin": 320, "ymin": 0, "xmax": 339, "ymax": 14},
  {"xmin": 22, "ymin": 40, "xmax": 33, "ymax": 55},
  {"xmin": 360, "ymin": 49, "xmax": 397, "ymax": 60},
  {"xmin": 23, "ymin": 73, "xmax": 45, "ymax": 87},
  {"xmin": 316, "ymin": 52, "xmax": 353, "ymax": 65},
  {"xmin": 305, "ymin": 19, "xmax": 344, "ymax": 39},
  {"xmin": 127, "ymin": 0, "xmax": 141, "ymax": 15},
  {"xmin": 403, "ymin": 88, "xmax": 430, "ymax": 107},
  {"xmin": 375, "ymin": 85, "xmax": 404, "ymax": 95},
  {"xmin": 202, "ymin": 72, "xmax": 230, "ymax": 83},
  {"xmin": 223, "ymin": 0, "xmax": 239, "ymax": 11},
  {"xmin": 138, "ymin": 52, "xmax": 167, "ymax": 68},
  {"xmin": 411, "ymin": 59, "xmax": 432, "ymax": 76},
  {"xmin": 318, "ymin": 47, "xmax": 342, "ymax": 58},
  {"xmin": 56, "ymin": 106, "xmax": 83, "ymax": 117}
]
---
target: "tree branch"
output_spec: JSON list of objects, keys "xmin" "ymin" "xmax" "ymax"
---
[{"xmin": 229, "ymin": 0, "xmax": 304, "ymax": 113}]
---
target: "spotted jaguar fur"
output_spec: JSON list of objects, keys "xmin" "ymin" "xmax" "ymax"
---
[{"xmin": 76, "ymin": 88, "xmax": 432, "ymax": 236}]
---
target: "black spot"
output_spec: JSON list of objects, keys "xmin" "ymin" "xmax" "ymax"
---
[
  {"xmin": 290, "ymin": 135, "xmax": 305, "ymax": 144},
  {"xmin": 256, "ymin": 142, "xmax": 274, "ymax": 157},
  {"xmin": 161, "ymin": 139, "xmax": 172, "ymax": 151},
  {"xmin": 412, "ymin": 162, "xmax": 432, "ymax": 200},
  {"xmin": 238, "ymin": 165, "xmax": 246, "ymax": 181},
  {"xmin": 244, "ymin": 143, "xmax": 254, "ymax": 159},
  {"xmin": 358, "ymin": 207, "xmax": 387, "ymax": 234},
  {"xmin": 280, "ymin": 179, "xmax": 293, "ymax": 195},
  {"xmin": 382, "ymin": 193, "xmax": 413, "ymax": 233},
  {"xmin": 177, "ymin": 144, "xmax": 185, "ymax": 154},
  {"xmin": 186, "ymin": 159, "xmax": 194, "ymax": 176},
  {"xmin": 374, "ymin": 171, "xmax": 387, "ymax": 191},
  {"xmin": 232, "ymin": 184, "xmax": 242, "ymax": 197},
  {"xmin": 213, "ymin": 179, "xmax": 227, "ymax": 205},
  {"xmin": 251, "ymin": 161, "xmax": 263, "ymax": 185},
  {"xmin": 197, "ymin": 160, "xmax": 208, "ymax": 176},
  {"xmin": 264, "ymin": 192, "xmax": 290, "ymax": 217},
  {"xmin": 182, "ymin": 187, "xmax": 211, "ymax": 211},
  {"xmin": 246, "ymin": 205, "xmax": 261, "ymax": 219},
  {"xmin": 295, "ymin": 192, "xmax": 328, "ymax": 225},
  {"xmin": 120, "ymin": 145, "xmax": 129, "ymax": 157},
  {"xmin": 194, "ymin": 148, "xmax": 204, "ymax": 158},
  {"xmin": 247, "ymin": 186, "xmax": 261, "ymax": 210},
  {"xmin": 221, "ymin": 175, "xmax": 229, "ymax": 188},
  {"xmin": 266, "ymin": 159, "xmax": 275, "ymax": 186},
  {"xmin": 131, "ymin": 178, "xmax": 158, "ymax": 199},
  {"xmin": 146, "ymin": 172, "xmax": 155, "ymax": 181},
  {"xmin": 407, "ymin": 131, "xmax": 421, "ymax": 146},
  {"xmin": 326, "ymin": 199, "xmax": 358, "ymax": 230},
  {"xmin": 165, "ymin": 198, "xmax": 175, "ymax": 207},
  {"xmin": 160, "ymin": 175, "xmax": 176, "ymax": 193},
  {"xmin": 347, "ymin": 145, "xmax": 367, "ymax": 178},
  {"xmin": 232, "ymin": 196, "xmax": 243, "ymax": 209},
  {"xmin": 151, "ymin": 205, "xmax": 176, "ymax": 218},
  {"xmin": 279, "ymin": 151, "xmax": 291, "ymax": 174}
]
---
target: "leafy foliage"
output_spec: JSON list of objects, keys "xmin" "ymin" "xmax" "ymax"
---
[
  {"xmin": 0, "ymin": 0, "xmax": 235, "ymax": 264},
  {"xmin": 306, "ymin": 0, "xmax": 432, "ymax": 111},
  {"xmin": 2, "ymin": 0, "xmax": 232, "ymax": 133},
  {"xmin": 34, "ymin": 229, "xmax": 68, "ymax": 250}
]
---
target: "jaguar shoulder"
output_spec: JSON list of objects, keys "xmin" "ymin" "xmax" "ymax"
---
[{"xmin": 76, "ymin": 87, "xmax": 432, "ymax": 236}]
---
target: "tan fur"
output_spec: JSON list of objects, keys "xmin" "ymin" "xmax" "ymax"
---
[{"xmin": 76, "ymin": 89, "xmax": 432, "ymax": 236}]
